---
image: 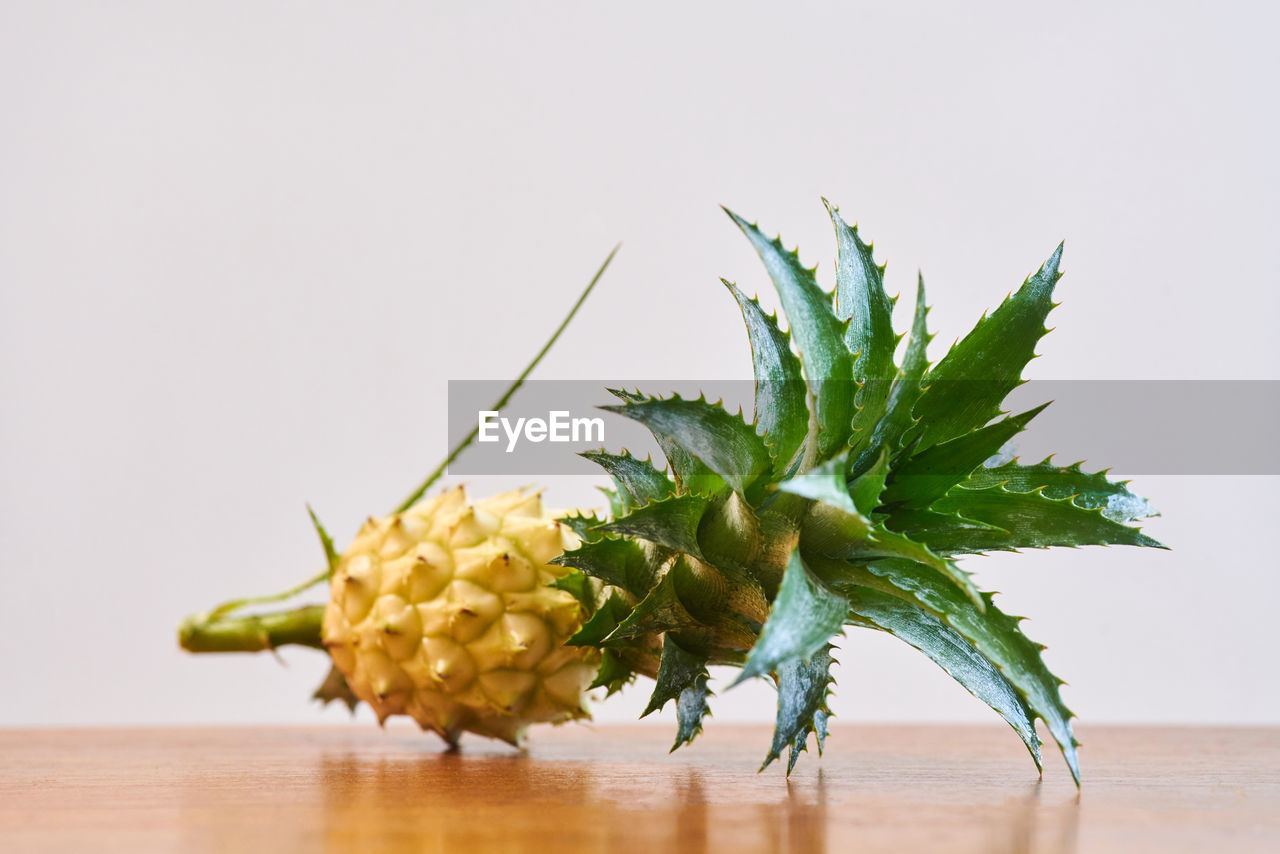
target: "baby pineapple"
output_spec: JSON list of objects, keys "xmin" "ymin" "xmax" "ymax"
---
[{"xmin": 322, "ymin": 487, "xmax": 596, "ymax": 745}]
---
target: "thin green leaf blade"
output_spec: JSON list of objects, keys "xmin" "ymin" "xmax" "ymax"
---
[
  {"xmin": 395, "ymin": 245, "xmax": 618, "ymax": 513},
  {"xmin": 307, "ymin": 505, "xmax": 339, "ymax": 573},
  {"xmin": 825, "ymin": 520, "xmax": 985, "ymax": 611},
  {"xmin": 883, "ymin": 506, "xmax": 1018, "ymax": 554}
]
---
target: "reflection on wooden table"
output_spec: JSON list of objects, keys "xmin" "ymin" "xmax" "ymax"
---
[{"xmin": 1, "ymin": 725, "xmax": 1276, "ymax": 853}]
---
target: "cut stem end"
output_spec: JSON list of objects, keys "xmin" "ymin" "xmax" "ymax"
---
[{"xmin": 178, "ymin": 604, "xmax": 327, "ymax": 654}]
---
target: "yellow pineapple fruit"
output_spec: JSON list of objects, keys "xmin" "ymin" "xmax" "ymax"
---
[{"xmin": 321, "ymin": 487, "xmax": 596, "ymax": 745}]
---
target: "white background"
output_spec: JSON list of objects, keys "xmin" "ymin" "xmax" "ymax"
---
[{"xmin": 2, "ymin": 1, "xmax": 1277, "ymax": 731}]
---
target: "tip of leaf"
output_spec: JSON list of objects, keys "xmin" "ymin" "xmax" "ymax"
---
[
  {"xmin": 1043, "ymin": 242, "xmax": 1065, "ymax": 278},
  {"xmin": 1139, "ymin": 533, "xmax": 1171, "ymax": 550},
  {"xmin": 721, "ymin": 205, "xmax": 748, "ymax": 228}
]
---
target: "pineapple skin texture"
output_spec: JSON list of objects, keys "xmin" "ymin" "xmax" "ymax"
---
[{"xmin": 322, "ymin": 487, "xmax": 597, "ymax": 745}]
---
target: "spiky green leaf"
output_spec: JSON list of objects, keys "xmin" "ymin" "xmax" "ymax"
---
[
  {"xmin": 735, "ymin": 549, "xmax": 847, "ymax": 684},
  {"xmin": 724, "ymin": 280, "xmax": 808, "ymax": 473},
  {"xmin": 763, "ymin": 644, "xmax": 836, "ymax": 774},
  {"xmin": 644, "ymin": 634, "xmax": 711, "ymax": 717},
  {"xmin": 607, "ymin": 389, "xmax": 725, "ymax": 496},
  {"xmin": 927, "ymin": 485, "xmax": 1165, "ymax": 551},
  {"xmin": 853, "ymin": 273, "xmax": 933, "ymax": 474},
  {"xmin": 552, "ymin": 537, "xmax": 654, "ymax": 599},
  {"xmin": 846, "ymin": 557, "xmax": 1080, "ymax": 784},
  {"xmin": 782, "ymin": 453, "xmax": 985, "ymax": 608},
  {"xmin": 819, "ymin": 519, "xmax": 984, "ymax": 611},
  {"xmin": 566, "ymin": 589, "xmax": 636, "ymax": 647},
  {"xmin": 844, "ymin": 590, "xmax": 1042, "ymax": 770},
  {"xmin": 961, "ymin": 459, "xmax": 1157, "ymax": 522},
  {"xmin": 603, "ymin": 395, "xmax": 770, "ymax": 495},
  {"xmin": 589, "ymin": 648, "xmax": 636, "ymax": 696},
  {"xmin": 776, "ymin": 451, "xmax": 861, "ymax": 515},
  {"xmin": 596, "ymin": 493, "xmax": 712, "ymax": 559},
  {"xmin": 312, "ymin": 664, "xmax": 360, "ymax": 713},
  {"xmin": 725, "ymin": 208, "xmax": 854, "ymax": 458},
  {"xmin": 883, "ymin": 403, "xmax": 1049, "ymax": 508},
  {"xmin": 606, "ymin": 560, "xmax": 709, "ymax": 642},
  {"xmin": 581, "ymin": 450, "xmax": 675, "ymax": 507},
  {"xmin": 560, "ymin": 510, "xmax": 607, "ymax": 542},
  {"xmin": 827, "ymin": 202, "xmax": 896, "ymax": 450},
  {"xmin": 848, "ymin": 446, "xmax": 890, "ymax": 516},
  {"xmin": 673, "ymin": 671, "xmax": 713, "ymax": 751},
  {"xmin": 853, "ymin": 527, "xmax": 980, "ymax": 599},
  {"xmin": 912, "ymin": 245, "xmax": 1062, "ymax": 449},
  {"xmin": 549, "ymin": 569, "xmax": 595, "ymax": 609}
]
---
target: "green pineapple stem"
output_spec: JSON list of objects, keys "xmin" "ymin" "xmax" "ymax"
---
[
  {"xmin": 392, "ymin": 243, "xmax": 620, "ymax": 514},
  {"xmin": 178, "ymin": 605, "xmax": 326, "ymax": 654},
  {"xmin": 203, "ymin": 568, "xmax": 331, "ymax": 622}
]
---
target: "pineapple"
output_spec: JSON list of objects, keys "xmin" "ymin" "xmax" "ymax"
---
[
  {"xmin": 177, "ymin": 208, "xmax": 1162, "ymax": 785},
  {"xmin": 320, "ymin": 487, "xmax": 597, "ymax": 745},
  {"xmin": 554, "ymin": 202, "xmax": 1162, "ymax": 782}
]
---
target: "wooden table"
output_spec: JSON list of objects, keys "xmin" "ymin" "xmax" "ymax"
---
[{"xmin": 1, "ymin": 725, "xmax": 1275, "ymax": 852}]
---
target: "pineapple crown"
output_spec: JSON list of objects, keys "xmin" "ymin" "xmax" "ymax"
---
[{"xmin": 554, "ymin": 201, "xmax": 1164, "ymax": 782}]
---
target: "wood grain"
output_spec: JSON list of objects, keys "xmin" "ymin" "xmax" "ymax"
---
[{"xmin": 1, "ymin": 725, "xmax": 1276, "ymax": 853}]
